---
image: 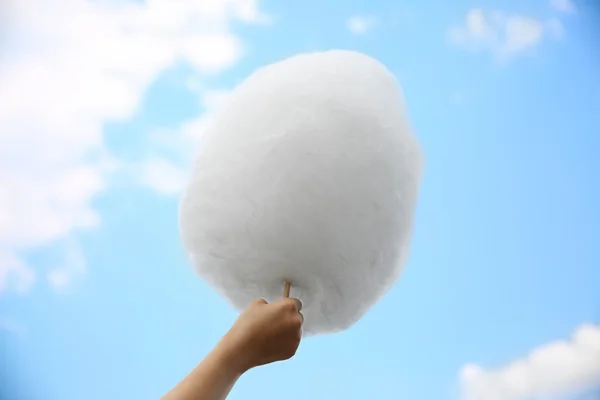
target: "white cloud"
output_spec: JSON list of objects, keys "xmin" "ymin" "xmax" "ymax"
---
[
  {"xmin": 0, "ymin": 0, "xmax": 269, "ymax": 294},
  {"xmin": 459, "ymin": 324, "xmax": 600, "ymax": 400},
  {"xmin": 140, "ymin": 157, "xmax": 189, "ymax": 196},
  {"xmin": 0, "ymin": 250, "xmax": 34, "ymax": 294},
  {"xmin": 346, "ymin": 15, "xmax": 378, "ymax": 35},
  {"xmin": 550, "ymin": 0, "xmax": 577, "ymax": 14},
  {"xmin": 449, "ymin": 8, "xmax": 563, "ymax": 62},
  {"xmin": 47, "ymin": 240, "xmax": 86, "ymax": 291},
  {"xmin": 138, "ymin": 88, "xmax": 231, "ymax": 195},
  {"xmin": 546, "ymin": 18, "xmax": 565, "ymax": 39},
  {"xmin": 187, "ymin": 89, "xmax": 232, "ymax": 142}
]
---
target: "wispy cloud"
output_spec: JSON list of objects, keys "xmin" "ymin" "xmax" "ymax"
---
[
  {"xmin": 546, "ymin": 18, "xmax": 565, "ymax": 39},
  {"xmin": 550, "ymin": 0, "xmax": 577, "ymax": 14},
  {"xmin": 459, "ymin": 324, "xmax": 600, "ymax": 400},
  {"xmin": 346, "ymin": 15, "xmax": 378, "ymax": 35},
  {"xmin": 450, "ymin": 90, "xmax": 469, "ymax": 106},
  {"xmin": 139, "ymin": 157, "xmax": 189, "ymax": 196},
  {"xmin": 0, "ymin": 316, "xmax": 27, "ymax": 337},
  {"xmin": 0, "ymin": 251, "xmax": 34, "ymax": 294},
  {"xmin": 448, "ymin": 8, "xmax": 563, "ymax": 62},
  {"xmin": 47, "ymin": 240, "xmax": 86, "ymax": 292},
  {"xmin": 137, "ymin": 88, "xmax": 231, "ymax": 195},
  {"xmin": 0, "ymin": 0, "xmax": 269, "ymax": 294}
]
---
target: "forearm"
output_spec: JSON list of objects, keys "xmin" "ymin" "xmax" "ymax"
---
[{"xmin": 162, "ymin": 337, "xmax": 245, "ymax": 400}]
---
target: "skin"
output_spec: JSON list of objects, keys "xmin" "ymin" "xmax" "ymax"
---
[{"xmin": 162, "ymin": 297, "xmax": 304, "ymax": 400}]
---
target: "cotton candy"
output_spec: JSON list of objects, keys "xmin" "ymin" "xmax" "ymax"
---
[{"xmin": 179, "ymin": 50, "xmax": 423, "ymax": 335}]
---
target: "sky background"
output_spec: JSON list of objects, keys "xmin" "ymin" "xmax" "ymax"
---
[{"xmin": 1, "ymin": 0, "xmax": 600, "ymax": 399}]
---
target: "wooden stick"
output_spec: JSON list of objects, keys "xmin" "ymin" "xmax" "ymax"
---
[{"xmin": 283, "ymin": 281, "xmax": 291, "ymax": 298}]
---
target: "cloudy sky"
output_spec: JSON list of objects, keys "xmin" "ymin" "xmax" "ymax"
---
[{"xmin": 1, "ymin": 0, "xmax": 599, "ymax": 399}]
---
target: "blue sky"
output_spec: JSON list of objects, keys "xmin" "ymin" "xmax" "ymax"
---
[{"xmin": 1, "ymin": 0, "xmax": 599, "ymax": 400}]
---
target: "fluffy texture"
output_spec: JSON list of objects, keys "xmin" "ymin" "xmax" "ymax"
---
[{"xmin": 179, "ymin": 50, "xmax": 423, "ymax": 335}]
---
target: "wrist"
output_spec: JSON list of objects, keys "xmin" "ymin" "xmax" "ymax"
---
[{"xmin": 213, "ymin": 332, "xmax": 253, "ymax": 376}]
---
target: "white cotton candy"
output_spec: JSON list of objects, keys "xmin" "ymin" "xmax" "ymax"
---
[{"xmin": 179, "ymin": 50, "xmax": 423, "ymax": 335}]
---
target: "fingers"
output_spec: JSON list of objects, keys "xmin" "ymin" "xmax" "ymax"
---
[
  {"xmin": 290, "ymin": 297, "xmax": 302, "ymax": 312},
  {"xmin": 251, "ymin": 298, "xmax": 268, "ymax": 306},
  {"xmin": 275, "ymin": 297, "xmax": 304, "ymax": 325},
  {"xmin": 282, "ymin": 298, "xmax": 304, "ymax": 331}
]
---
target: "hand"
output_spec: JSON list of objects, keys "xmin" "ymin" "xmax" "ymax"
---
[
  {"xmin": 221, "ymin": 297, "xmax": 304, "ymax": 372},
  {"xmin": 162, "ymin": 298, "xmax": 303, "ymax": 400}
]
